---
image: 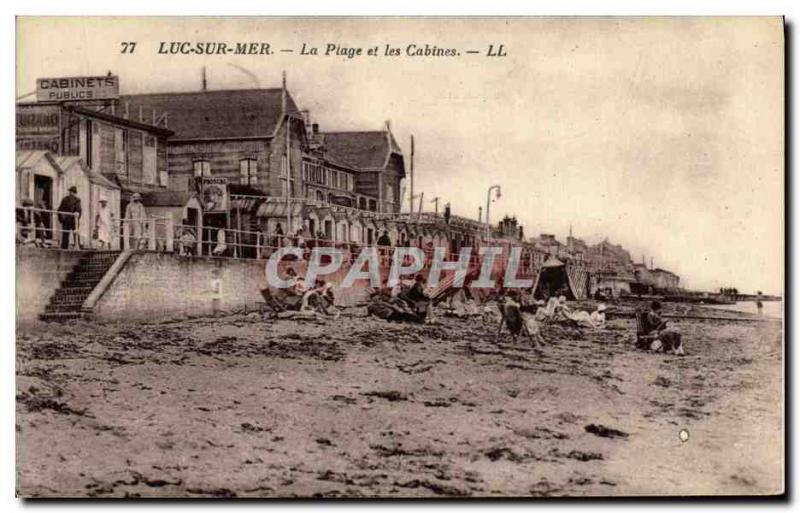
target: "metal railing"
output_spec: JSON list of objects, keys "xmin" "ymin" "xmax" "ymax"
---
[
  {"xmin": 15, "ymin": 206, "xmax": 540, "ymax": 277},
  {"xmin": 16, "ymin": 206, "xmax": 81, "ymax": 249}
]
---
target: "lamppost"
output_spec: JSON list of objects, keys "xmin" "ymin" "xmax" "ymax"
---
[{"xmin": 485, "ymin": 185, "xmax": 502, "ymax": 237}]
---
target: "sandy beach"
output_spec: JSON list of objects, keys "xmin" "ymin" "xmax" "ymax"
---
[{"xmin": 15, "ymin": 301, "xmax": 783, "ymax": 497}]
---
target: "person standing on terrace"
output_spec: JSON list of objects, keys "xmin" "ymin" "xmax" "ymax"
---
[{"xmin": 57, "ymin": 186, "xmax": 81, "ymax": 249}]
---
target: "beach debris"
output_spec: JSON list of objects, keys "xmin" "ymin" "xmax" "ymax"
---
[
  {"xmin": 485, "ymin": 447, "xmax": 525, "ymax": 462},
  {"xmin": 238, "ymin": 422, "xmax": 268, "ymax": 433},
  {"xmin": 584, "ymin": 424, "xmax": 629, "ymax": 439},
  {"xmin": 563, "ymin": 449, "xmax": 604, "ymax": 462},
  {"xmin": 393, "ymin": 478, "xmax": 469, "ymax": 497},
  {"xmin": 361, "ymin": 390, "xmax": 408, "ymax": 402},
  {"xmin": 653, "ymin": 376, "xmax": 672, "ymax": 388}
]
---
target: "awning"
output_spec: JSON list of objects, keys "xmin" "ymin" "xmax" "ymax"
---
[
  {"xmin": 256, "ymin": 201, "xmax": 305, "ymax": 218},
  {"xmin": 541, "ymin": 256, "xmax": 566, "ymax": 268},
  {"xmin": 230, "ymin": 196, "xmax": 265, "ymax": 212}
]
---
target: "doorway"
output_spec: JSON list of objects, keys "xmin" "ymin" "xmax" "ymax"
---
[{"xmin": 33, "ymin": 175, "xmax": 53, "ymax": 241}]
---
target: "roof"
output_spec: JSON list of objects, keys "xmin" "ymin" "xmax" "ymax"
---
[
  {"xmin": 16, "ymin": 151, "xmax": 119, "ymax": 190},
  {"xmin": 541, "ymin": 256, "xmax": 566, "ymax": 268},
  {"xmin": 63, "ymin": 106, "xmax": 174, "ymax": 136},
  {"xmin": 322, "ymin": 131, "xmax": 401, "ymax": 171},
  {"xmin": 120, "ymin": 88, "xmax": 299, "ymax": 141},
  {"xmin": 16, "ymin": 150, "xmax": 55, "ymax": 170},
  {"xmin": 653, "ymin": 268, "xmax": 678, "ymax": 277},
  {"xmin": 54, "ymin": 156, "xmax": 120, "ymax": 190},
  {"xmin": 141, "ymin": 190, "xmax": 197, "ymax": 207}
]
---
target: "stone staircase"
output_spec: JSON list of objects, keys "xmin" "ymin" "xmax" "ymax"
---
[{"xmin": 39, "ymin": 251, "xmax": 121, "ymax": 322}]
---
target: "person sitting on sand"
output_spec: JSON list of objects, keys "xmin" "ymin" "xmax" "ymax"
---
[
  {"xmin": 645, "ymin": 301, "xmax": 684, "ymax": 355},
  {"xmin": 367, "ymin": 280, "xmax": 422, "ymax": 323},
  {"xmin": 399, "ymin": 274, "xmax": 434, "ymax": 323},
  {"xmin": 589, "ymin": 303, "xmax": 607, "ymax": 328},
  {"xmin": 301, "ymin": 279, "xmax": 339, "ymax": 318},
  {"xmin": 564, "ymin": 303, "xmax": 607, "ymax": 329},
  {"xmin": 535, "ymin": 296, "xmax": 560, "ymax": 322},
  {"xmin": 497, "ymin": 290, "xmax": 545, "ymax": 349},
  {"xmin": 552, "ymin": 296, "xmax": 572, "ymax": 322},
  {"xmin": 260, "ymin": 268, "xmax": 307, "ymax": 315}
]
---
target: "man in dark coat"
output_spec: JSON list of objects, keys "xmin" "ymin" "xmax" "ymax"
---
[
  {"xmin": 57, "ymin": 186, "xmax": 82, "ymax": 249},
  {"xmin": 377, "ymin": 230, "xmax": 392, "ymax": 246}
]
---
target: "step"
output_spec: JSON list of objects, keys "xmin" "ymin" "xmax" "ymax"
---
[
  {"xmin": 61, "ymin": 279, "xmax": 105, "ymax": 289},
  {"xmin": 53, "ymin": 285, "xmax": 94, "ymax": 294},
  {"xmin": 50, "ymin": 292, "xmax": 91, "ymax": 305},
  {"xmin": 76, "ymin": 257, "xmax": 119, "ymax": 267},
  {"xmin": 74, "ymin": 264, "xmax": 115, "ymax": 273},
  {"xmin": 45, "ymin": 303, "xmax": 84, "ymax": 313},
  {"xmin": 39, "ymin": 311, "xmax": 86, "ymax": 323},
  {"xmin": 64, "ymin": 271, "xmax": 108, "ymax": 282}
]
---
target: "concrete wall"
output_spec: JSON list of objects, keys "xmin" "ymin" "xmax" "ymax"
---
[
  {"xmin": 16, "ymin": 247, "xmax": 83, "ymax": 326},
  {"xmin": 91, "ymin": 252, "xmax": 380, "ymax": 322}
]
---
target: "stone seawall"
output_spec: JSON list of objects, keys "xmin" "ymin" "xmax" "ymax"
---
[
  {"xmin": 91, "ymin": 252, "xmax": 379, "ymax": 322},
  {"xmin": 16, "ymin": 248, "xmax": 84, "ymax": 326}
]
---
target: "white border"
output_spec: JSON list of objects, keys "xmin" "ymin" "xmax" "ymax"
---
[{"xmin": 3, "ymin": 1, "xmax": 795, "ymax": 511}]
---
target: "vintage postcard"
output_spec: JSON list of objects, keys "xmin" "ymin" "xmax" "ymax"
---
[{"xmin": 15, "ymin": 16, "xmax": 784, "ymax": 497}]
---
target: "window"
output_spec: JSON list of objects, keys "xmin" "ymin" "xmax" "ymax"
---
[
  {"xmin": 114, "ymin": 128, "xmax": 128, "ymax": 176},
  {"xmin": 240, "ymin": 158, "xmax": 258, "ymax": 185},
  {"xmin": 193, "ymin": 160, "xmax": 211, "ymax": 177},
  {"xmin": 143, "ymin": 135, "xmax": 157, "ymax": 184}
]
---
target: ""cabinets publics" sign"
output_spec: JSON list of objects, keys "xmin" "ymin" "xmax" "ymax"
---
[{"xmin": 36, "ymin": 75, "xmax": 120, "ymax": 102}]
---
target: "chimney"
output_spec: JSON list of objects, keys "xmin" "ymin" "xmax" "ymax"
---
[
  {"xmin": 312, "ymin": 123, "xmax": 319, "ymax": 135},
  {"xmin": 202, "ymin": 66, "xmax": 207, "ymax": 91},
  {"xmin": 385, "ymin": 120, "xmax": 391, "ymax": 132}
]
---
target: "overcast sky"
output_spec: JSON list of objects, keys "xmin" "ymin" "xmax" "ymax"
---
[{"xmin": 17, "ymin": 17, "xmax": 784, "ymax": 294}]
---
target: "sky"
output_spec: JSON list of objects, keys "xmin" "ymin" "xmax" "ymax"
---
[{"xmin": 16, "ymin": 17, "xmax": 784, "ymax": 294}]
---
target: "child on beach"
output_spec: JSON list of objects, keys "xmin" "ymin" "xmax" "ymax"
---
[{"xmin": 645, "ymin": 301, "xmax": 685, "ymax": 355}]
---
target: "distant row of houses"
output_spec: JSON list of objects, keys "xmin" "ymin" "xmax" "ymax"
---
[{"xmin": 526, "ymin": 229, "xmax": 680, "ymax": 295}]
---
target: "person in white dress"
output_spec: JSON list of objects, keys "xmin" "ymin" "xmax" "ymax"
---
[{"xmin": 94, "ymin": 199, "xmax": 114, "ymax": 249}]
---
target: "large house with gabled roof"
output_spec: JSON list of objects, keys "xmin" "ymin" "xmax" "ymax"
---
[{"xmin": 321, "ymin": 127, "xmax": 406, "ymax": 214}]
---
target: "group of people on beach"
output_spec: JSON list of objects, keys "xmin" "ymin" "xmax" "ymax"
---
[
  {"xmin": 258, "ymin": 267, "xmax": 684, "ymax": 356},
  {"xmin": 366, "ymin": 275, "xmax": 434, "ymax": 324},
  {"xmin": 259, "ymin": 267, "xmax": 339, "ymax": 319}
]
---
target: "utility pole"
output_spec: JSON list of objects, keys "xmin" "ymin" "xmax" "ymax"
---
[
  {"xmin": 409, "ymin": 135, "xmax": 414, "ymax": 213},
  {"xmin": 430, "ymin": 196, "xmax": 440, "ymax": 216},
  {"xmin": 283, "ymin": 70, "xmax": 291, "ymax": 233}
]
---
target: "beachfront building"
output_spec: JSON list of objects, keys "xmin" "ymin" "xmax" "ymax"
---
[
  {"xmin": 651, "ymin": 268, "xmax": 681, "ymax": 291},
  {"xmin": 632, "ymin": 262, "xmax": 681, "ymax": 294},
  {"xmin": 321, "ymin": 127, "xmax": 406, "ymax": 214},
  {"xmin": 16, "ymin": 150, "xmax": 122, "ymax": 249},
  {"xmin": 16, "ymin": 99, "xmax": 172, "ymax": 249},
  {"xmin": 120, "ymin": 84, "xmax": 407, "ymax": 245},
  {"xmin": 530, "ymin": 234, "xmax": 564, "ymax": 256}
]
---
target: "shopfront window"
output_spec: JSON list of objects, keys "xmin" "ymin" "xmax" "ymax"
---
[{"xmin": 240, "ymin": 158, "xmax": 258, "ymax": 185}]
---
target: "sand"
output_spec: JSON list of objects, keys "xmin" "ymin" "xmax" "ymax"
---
[{"xmin": 15, "ymin": 301, "xmax": 784, "ymax": 497}]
